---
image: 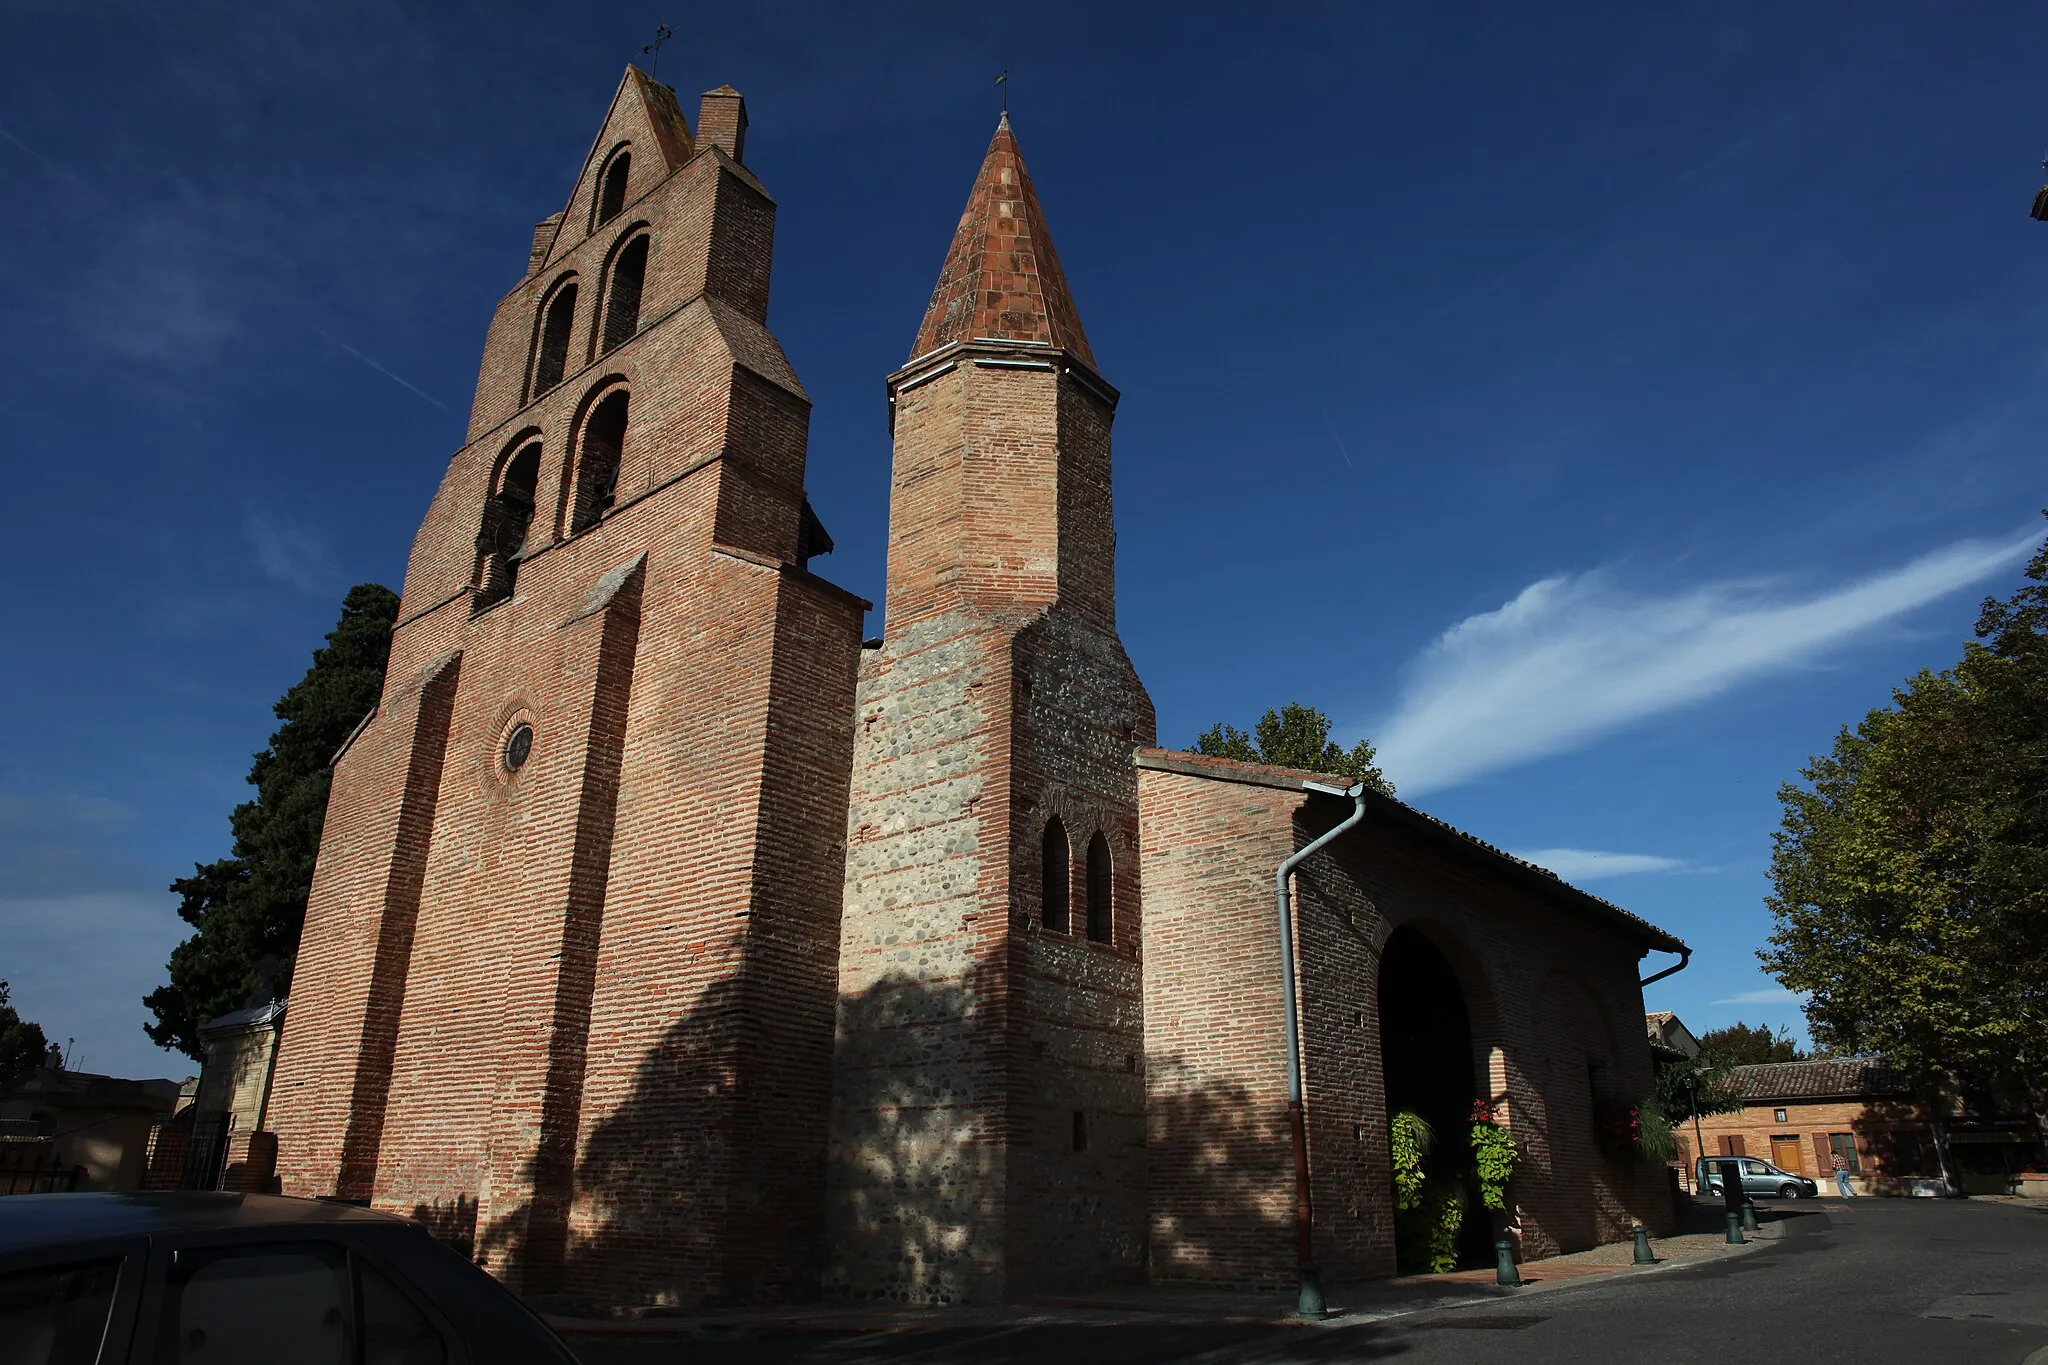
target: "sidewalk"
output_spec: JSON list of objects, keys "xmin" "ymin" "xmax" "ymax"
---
[{"xmin": 548, "ymin": 1206, "xmax": 1788, "ymax": 1338}]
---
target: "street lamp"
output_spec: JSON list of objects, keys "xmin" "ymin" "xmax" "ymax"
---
[{"xmin": 1683, "ymin": 1071, "xmax": 1707, "ymax": 1191}]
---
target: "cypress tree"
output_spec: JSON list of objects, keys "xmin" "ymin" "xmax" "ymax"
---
[{"xmin": 145, "ymin": 583, "xmax": 399, "ymax": 1060}]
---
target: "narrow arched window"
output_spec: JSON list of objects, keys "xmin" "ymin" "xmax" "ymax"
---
[
  {"xmin": 530, "ymin": 280, "xmax": 577, "ymax": 398},
  {"xmin": 475, "ymin": 441, "xmax": 541, "ymax": 608},
  {"xmin": 572, "ymin": 391, "xmax": 628, "ymax": 532},
  {"xmin": 597, "ymin": 150, "xmax": 632, "ymax": 226},
  {"xmin": 600, "ymin": 235, "xmax": 649, "ymax": 354},
  {"xmin": 1041, "ymin": 818, "xmax": 1070, "ymax": 933},
  {"xmin": 1086, "ymin": 832, "xmax": 1113, "ymax": 943}
]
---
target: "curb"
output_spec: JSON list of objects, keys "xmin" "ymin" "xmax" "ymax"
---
[{"xmin": 549, "ymin": 1227, "xmax": 1790, "ymax": 1339}]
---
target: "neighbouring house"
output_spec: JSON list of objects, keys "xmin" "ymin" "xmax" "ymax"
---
[
  {"xmin": 0, "ymin": 1050, "xmax": 182, "ymax": 1192},
  {"xmin": 141, "ymin": 996, "xmax": 288, "ymax": 1194},
  {"xmin": 1677, "ymin": 1058, "xmax": 2043, "ymax": 1195},
  {"xmin": 1645, "ymin": 1011, "xmax": 1700, "ymax": 1061},
  {"xmin": 265, "ymin": 66, "xmax": 1692, "ymax": 1309}
]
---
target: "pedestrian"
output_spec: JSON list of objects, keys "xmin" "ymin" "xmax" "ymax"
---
[{"xmin": 1832, "ymin": 1149, "xmax": 1858, "ymax": 1197}]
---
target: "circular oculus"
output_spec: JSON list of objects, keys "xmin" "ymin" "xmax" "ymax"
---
[{"xmin": 504, "ymin": 721, "xmax": 534, "ymax": 772}]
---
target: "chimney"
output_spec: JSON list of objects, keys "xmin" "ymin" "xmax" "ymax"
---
[
  {"xmin": 529, "ymin": 212, "xmax": 562, "ymax": 276},
  {"xmin": 697, "ymin": 86, "xmax": 748, "ymax": 163}
]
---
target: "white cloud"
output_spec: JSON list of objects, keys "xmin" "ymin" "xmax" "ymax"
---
[
  {"xmin": 1509, "ymin": 847, "xmax": 1686, "ymax": 881},
  {"xmin": 246, "ymin": 509, "xmax": 341, "ymax": 595},
  {"xmin": 1373, "ymin": 528, "xmax": 2039, "ymax": 794},
  {"xmin": 2, "ymin": 890, "xmax": 191, "ymax": 1083},
  {"xmin": 1713, "ymin": 987, "xmax": 1805, "ymax": 1006}
]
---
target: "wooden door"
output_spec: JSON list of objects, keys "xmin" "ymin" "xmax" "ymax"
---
[{"xmin": 1771, "ymin": 1136, "xmax": 1805, "ymax": 1174}]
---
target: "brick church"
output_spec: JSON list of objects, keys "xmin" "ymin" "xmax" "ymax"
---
[{"xmin": 268, "ymin": 68, "xmax": 1688, "ymax": 1309}]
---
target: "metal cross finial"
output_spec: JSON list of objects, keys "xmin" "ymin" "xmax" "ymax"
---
[
  {"xmin": 995, "ymin": 69, "xmax": 1008, "ymax": 114},
  {"xmin": 642, "ymin": 23, "xmax": 675, "ymax": 78}
]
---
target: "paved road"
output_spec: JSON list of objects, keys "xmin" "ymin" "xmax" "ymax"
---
[{"xmin": 569, "ymin": 1198, "xmax": 2048, "ymax": 1364}]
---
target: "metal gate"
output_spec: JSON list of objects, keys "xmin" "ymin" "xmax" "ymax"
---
[{"xmin": 181, "ymin": 1111, "xmax": 232, "ymax": 1191}]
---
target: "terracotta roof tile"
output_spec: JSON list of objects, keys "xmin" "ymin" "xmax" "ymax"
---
[
  {"xmin": 910, "ymin": 114, "xmax": 1093, "ymax": 364},
  {"xmin": 1730, "ymin": 1059, "xmax": 1907, "ymax": 1101}
]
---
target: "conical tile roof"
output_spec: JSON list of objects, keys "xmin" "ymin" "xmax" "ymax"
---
[{"xmin": 909, "ymin": 114, "xmax": 1093, "ymax": 366}]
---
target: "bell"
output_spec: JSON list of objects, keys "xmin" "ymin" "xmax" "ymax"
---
[{"xmin": 2031, "ymin": 185, "xmax": 2048, "ymax": 222}]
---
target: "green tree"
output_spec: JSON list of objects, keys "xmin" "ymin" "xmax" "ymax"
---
[
  {"xmin": 1695, "ymin": 1021, "xmax": 1807, "ymax": 1067},
  {"xmin": 145, "ymin": 583, "xmax": 399, "ymax": 1060},
  {"xmin": 1193, "ymin": 702, "xmax": 1395, "ymax": 795},
  {"xmin": 0, "ymin": 981, "xmax": 50, "ymax": 1092},
  {"xmin": 1651, "ymin": 1054, "xmax": 1744, "ymax": 1126},
  {"xmin": 1761, "ymin": 514, "xmax": 2048, "ymax": 1187}
]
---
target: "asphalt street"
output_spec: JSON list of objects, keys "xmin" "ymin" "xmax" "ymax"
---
[{"xmin": 567, "ymin": 1198, "xmax": 2048, "ymax": 1365}]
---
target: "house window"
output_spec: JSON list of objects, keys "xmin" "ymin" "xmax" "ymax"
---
[
  {"xmin": 1041, "ymin": 817, "xmax": 1069, "ymax": 933},
  {"xmin": 1085, "ymin": 831, "xmax": 1112, "ymax": 943},
  {"xmin": 599, "ymin": 234, "xmax": 649, "ymax": 354},
  {"xmin": 1829, "ymin": 1132, "xmax": 1861, "ymax": 1174},
  {"xmin": 1774, "ymin": 1108, "xmax": 1788, "ymax": 1123}
]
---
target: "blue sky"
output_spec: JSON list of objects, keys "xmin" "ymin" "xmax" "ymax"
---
[{"xmin": 2, "ymin": 1, "xmax": 2043, "ymax": 1080}]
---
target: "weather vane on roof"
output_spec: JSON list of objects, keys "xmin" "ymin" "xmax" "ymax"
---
[
  {"xmin": 995, "ymin": 69, "xmax": 1008, "ymax": 115},
  {"xmin": 643, "ymin": 23, "xmax": 675, "ymax": 79}
]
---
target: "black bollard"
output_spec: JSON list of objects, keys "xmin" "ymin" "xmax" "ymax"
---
[
  {"xmin": 1741, "ymin": 1198, "xmax": 1760, "ymax": 1232},
  {"xmin": 1632, "ymin": 1225, "xmax": 1655, "ymax": 1265},
  {"xmin": 1725, "ymin": 1211, "xmax": 1745, "ymax": 1244},
  {"xmin": 1495, "ymin": 1238, "xmax": 1522, "ymax": 1286},
  {"xmin": 1296, "ymin": 1260, "xmax": 1327, "ymax": 1320}
]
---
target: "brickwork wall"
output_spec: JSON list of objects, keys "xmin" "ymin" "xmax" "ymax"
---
[
  {"xmin": 268, "ymin": 71, "xmax": 866, "ymax": 1311},
  {"xmin": 827, "ymin": 351, "xmax": 1152, "ymax": 1303},
  {"xmin": 1137, "ymin": 768, "xmax": 1302, "ymax": 1288},
  {"xmin": 1136, "ymin": 756, "xmax": 1674, "ymax": 1288},
  {"xmin": 271, "ymin": 650, "xmax": 460, "ymax": 1199},
  {"xmin": 827, "ymin": 613, "xmax": 1008, "ymax": 1304},
  {"xmin": 1005, "ymin": 612, "xmax": 1153, "ymax": 1292}
]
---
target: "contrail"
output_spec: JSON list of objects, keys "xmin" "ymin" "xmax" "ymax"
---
[
  {"xmin": 1322, "ymin": 408, "xmax": 1355, "ymax": 468},
  {"xmin": 307, "ymin": 323, "xmax": 451, "ymax": 411},
  {"xmin": 0, "ymin": 119, "xmax": 96, "ymax": 196}
]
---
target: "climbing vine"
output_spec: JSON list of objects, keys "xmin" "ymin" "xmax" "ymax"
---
[
  {"xmin": 1389, "ymin": 1110, "xmax": 1433, "ymax": 1211},
  {"xmin": 1389, "ymin": 1110, "xmax": 1466, "ymax": 1273},
  {"xmin": 1469, "ymin": 1100, "xmax": 1519, "ymax": 1211},
  {"xmin": 1396, "ymin": 1180, "xmax": 1466, "ymax": 1274}
]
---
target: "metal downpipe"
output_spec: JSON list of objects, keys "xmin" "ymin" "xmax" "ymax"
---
[{"xmin": 1276, "ymin": 777, "xmax": 1369, "ymax": 1318}]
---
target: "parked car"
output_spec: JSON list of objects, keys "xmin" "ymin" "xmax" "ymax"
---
[
  {"xmin": 0, "ymin": 1192, "xmax": 580, "ymax": 1363},
  {"xmin": 1695, "ymin": 1156, "xmax": 1822, "ymax": 1200}
]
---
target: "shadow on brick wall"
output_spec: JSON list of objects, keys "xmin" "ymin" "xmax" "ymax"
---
[
  {"xmin": 820, "ymin": 970, "xmax": 1059, "ymax": 1305},
  {"xmin": 459, "ymin": 969, "xmax": 1328, "ymax": 1313},
  {"xmin": 1143, "ymin": 1056, "xmax": 1299, "ymax": 1291}
]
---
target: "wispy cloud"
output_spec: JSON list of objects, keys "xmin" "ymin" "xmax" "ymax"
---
[
  {"xmin": 0, "ymin": 787, "xmax": 189, "ymax": 1080},
  {"xmin": 1373, "ymin": 528, "xmax": 2039, "ymax": 794},
  {"xmin": 1713, "ymin": 987, "xmax": 1805, "ymax": 1006},
  {"xmin": 245, "ymin": 508, "xmax": 341, "ymax": 595},
  {"xmin": 1510, "ymin": 847, "xmax": 1686, "ymax": 881}
]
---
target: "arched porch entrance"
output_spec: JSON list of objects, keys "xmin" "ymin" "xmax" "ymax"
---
[{"xmin": 1377, "ymin": 924, "xmax": 1491, "ymax": 1270}]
